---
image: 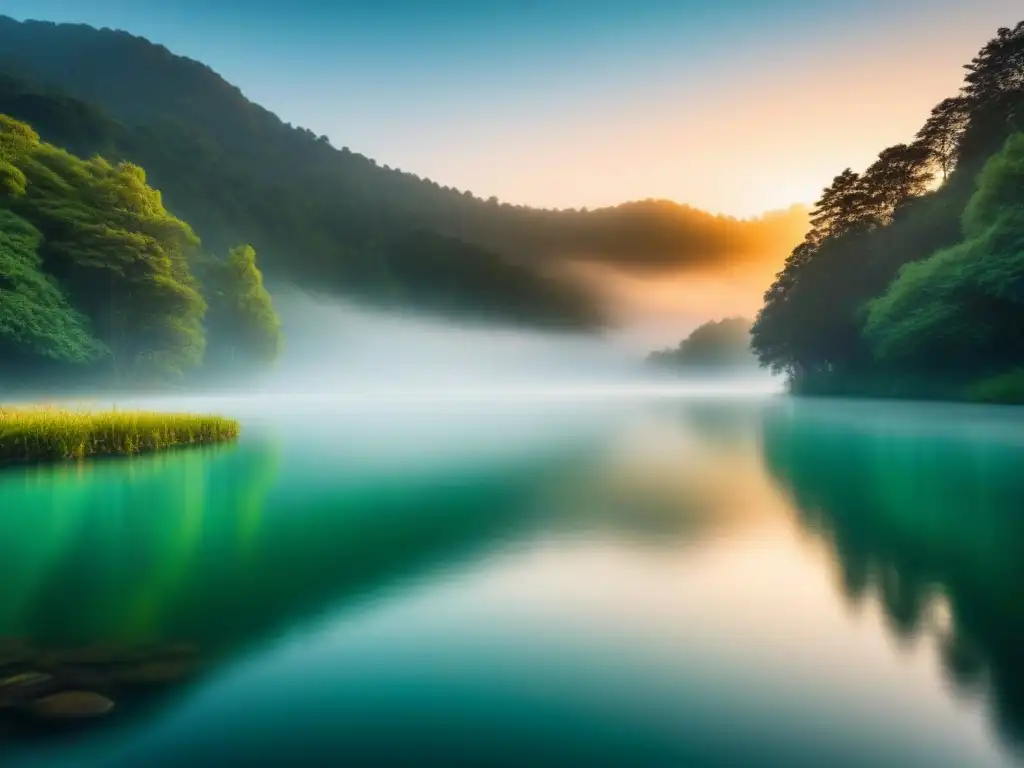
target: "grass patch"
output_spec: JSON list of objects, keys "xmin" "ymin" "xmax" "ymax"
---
[{"xmin": 0, "ymin": 407, "xmax": 239, "ymax": 464}]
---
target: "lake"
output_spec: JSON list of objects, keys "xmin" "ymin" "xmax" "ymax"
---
[{"xmin": 3, "ymin": 393, "xmax": 1024, "ymax": 767}]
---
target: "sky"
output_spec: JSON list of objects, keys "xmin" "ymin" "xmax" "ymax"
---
[{"xmin": 3, "ymin": 0, "xmax": 1021, "ymax": 218}]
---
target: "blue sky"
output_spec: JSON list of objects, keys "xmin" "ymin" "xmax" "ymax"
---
[{"xmin": 2, "ymin": 0, "xmax": 1021, "ymax": 214}]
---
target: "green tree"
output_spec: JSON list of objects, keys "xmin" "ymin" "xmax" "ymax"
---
[
  {"xmin": 0, "ymin": 115, "xmax": 206, "ymax": 383},
  {"xmin": 0, "ymin": 208, "xmax": 107, "ymax": 367},
  {"xmin": 751, "ymin": 165, "xmax": 890, "ymax": 379},
  {"xmin": 957, "ymin": 22, "xmax": 1024, "ymax": 172},
  {"xmin": 202, "ymin": 244, "xmax": 282, "ymax": 370},
  {"xmin": 0, "ymin": 114, "xmax": 35, "ymax": 196},
  {"xmin": 861, "ymin": 143, "xmax": 935, "ymax": 221},
  {"xmin": 750, "ymin": 19, "xmax": 1024, "ymax": 391},
  {"xmin": 864, "ymin": 133, "xmax": 1024, "ymax": 377},
  {"xmin": 915, "ymin": 97, "xmax": 970, "ymax": 181},
  {"xmin": 962, "ymin": 22, "xmax": 1024, "ymax": 109},
  {"xmin": 806, "ymin": 170, "xmax": 873, "ymax": 242}
]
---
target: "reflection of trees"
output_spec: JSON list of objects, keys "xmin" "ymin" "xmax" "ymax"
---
[
  {"xmin": 0, "ymin": 441, "xmax": 281, "ymax": 647},
  {"xmin": 761, "ymin": 401, "xmax": 1024, "ymax": 744},
  {"xmin": 0, "ymin": 439, "xmax": 577, "ymax": 659}
]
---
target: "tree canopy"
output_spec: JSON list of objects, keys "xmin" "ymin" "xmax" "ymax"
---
[
  {"xmin": 864, "ymin": 133, "xmax": 1024, "ymax": 375},
  {"xmin": 0, "ymin": 113, "xmax": 288, "ymax": 388},
  {"xmin": 0, "ymin": 115, "xmax": 206, "ymax": 381},
  {"xmin": 751, "ymin": 19, "xmax": 1024, "ymax": 400},
  {"xmin": 0, "ymin": 208, "xmax": 106, "ymax": 367},
  {"xmin": 201, "ymin": 244, "xmax": 283, "ymax": 370}
]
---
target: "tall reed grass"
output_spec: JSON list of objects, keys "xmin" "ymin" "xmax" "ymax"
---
[{"xmin": 0, "ymin": 407, "xmax": 239, "ymax": 464}]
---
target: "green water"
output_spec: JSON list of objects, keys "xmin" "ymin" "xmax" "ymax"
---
[{"xmin": 3, "ymin": 395, "xmax": 1024, "ymax": 767}]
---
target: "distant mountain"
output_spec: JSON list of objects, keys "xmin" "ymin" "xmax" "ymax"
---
[{"xmin": 0, "ymin": 15, "xmax": 806, "ymax": 326}]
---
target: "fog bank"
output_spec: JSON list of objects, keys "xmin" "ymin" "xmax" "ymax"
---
[{"xmin": 266, "ymin": 290, "xmax": 779, "ymax": 398}]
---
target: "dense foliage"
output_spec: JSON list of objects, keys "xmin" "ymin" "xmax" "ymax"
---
[
  {"xmin": 865, "ymin": 134, "xmax": 1024, "ymax": 378},
  {"xmin": 0, "ymin": 115, "xmax": 283, "ymax": 388},
  {"xmin": 0, "ymin": 208, "xmax": 106, "ymax": 369},
  {"xmin": 0, "ymin": 115, "xmax": 206, "ymax": 382},
  {"xmin": 647, "ymin": 317, "xmax": 757, "ymax": 372},
  {"xmin": 200, "ymin": 244, "xmax": 283, "ymax": 371},
  {"xmin": 0, "ymin": 15, "xmax": 805, "ymax": 328},
  {"xmin": 752, "ymin": 20, "xmax": 1024, "ymax": 401}
]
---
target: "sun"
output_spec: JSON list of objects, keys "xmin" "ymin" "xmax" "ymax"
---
[{"xmin": 722, "ymin": 176, "xmax": 821, "ymax": 218}]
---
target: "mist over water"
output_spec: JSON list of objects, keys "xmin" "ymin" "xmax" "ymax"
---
[
  {"xmin": 74, "ymin": 291, "xmax": 779, "ymax": 478},
  {"xmin": 4, "ymin": 294, "xmax": 1022, "ymax": 768},
  {"xmin": 257, "ymin": 289, "xmax": 781, "ymax": 400}
]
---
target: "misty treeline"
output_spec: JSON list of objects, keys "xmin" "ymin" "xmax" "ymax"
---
[
  {"xmin": 0, "ymin": 15, "xmax": 804, "ymax": 333},
  {"xmin": 0, "ymin": 116, "xmax": 281, "ymax": 387},
  {"xmin": 752, "ymin": 20, "xmax": 1024, "ymax": 402},
  {"xmin": 647, "ymin": 317, "xmax": 757, "ymax": 373}
]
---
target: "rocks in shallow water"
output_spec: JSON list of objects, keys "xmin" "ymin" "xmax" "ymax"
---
[
  {"xmin": 0, "ymin": 672, "xmax": 52, "ymax": 688},
  {"xmin": 0, "ymin": 640, "xmax": 200, "ymax": 730},
  {"xmin": 25, "ymin": 691, "xmax": 115, "ymax": 719},
  {"xmin": 0, "ymin": 672, "xmax": 56, "ymax": 708}
]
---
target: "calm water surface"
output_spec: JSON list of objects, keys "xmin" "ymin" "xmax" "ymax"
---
[{"xmin": 2, "ymin": 394, "xmax": 1024, "ymax": 767}]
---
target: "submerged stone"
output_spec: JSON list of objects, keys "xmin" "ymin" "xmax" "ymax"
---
[
  {"xmin": 0, "ymin": 672, "xmax": 53, "ymax": 687},
  {"xmin": 0, "ymin": 672, "xmax": 55, "ymax": 708},
  {"xmin": 26, "ymin": 691, "xmax": 115, "ymax": 719}
]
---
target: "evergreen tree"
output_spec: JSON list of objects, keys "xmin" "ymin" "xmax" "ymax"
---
[
  {"xmin": 861, "ymin": 143, "xmax": 935, "ymax": 221},
  {"xmin": 915, "ymin": 97, "xmax": 970, "ymax": 181},
  {"xmin": 752, "ymin": 20, "xmax": 1024, "ymax": 395}
]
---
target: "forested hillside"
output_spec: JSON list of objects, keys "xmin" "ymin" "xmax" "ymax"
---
[
  {"xmin": 752, "ymin": 20, "xmax": 1024, "ymax": 402},
  {"xmin": 0, "ymin": 15, "xmax": 805, "ymax": 327},
  {"xmin": 0, "ymin": 115, "xmax": 281, "ymax": 387}
]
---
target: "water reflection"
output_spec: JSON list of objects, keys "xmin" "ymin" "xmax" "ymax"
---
[
  {"xmin": 762, "ymin": 399, "xmax": 1024, "ymax": 746},
  {"xmin": 4, "ymin": 395, "xmax": 1024, "ymax": 767},
  {"xmin": 541, "ymin": 400, "xmax": 774, "ymax": 546},
  {"xmin": 0, "ymin": 442, "xmax": 280, "ymax": 650},
  {"xmin": 0, "ymin": 438, "xmax": 589, "ymax": 660}
]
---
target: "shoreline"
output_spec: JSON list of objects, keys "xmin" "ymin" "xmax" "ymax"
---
[{"xmin": 0, "ymin": 408, "xmax": 240, "ymax": 466}]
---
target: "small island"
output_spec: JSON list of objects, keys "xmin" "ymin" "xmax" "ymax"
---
[{"xmin": 0, "ymin": 408, "xmax": 239, "ymax": 465}]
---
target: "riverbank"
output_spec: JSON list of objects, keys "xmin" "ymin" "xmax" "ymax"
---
[
  {"xmin": 0, "ymin": 408, "xmax": 239, "ymax": 465},
  {"xmin": 788, "ymin": 370, "xmax": 1024, "ymax": 405}
]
